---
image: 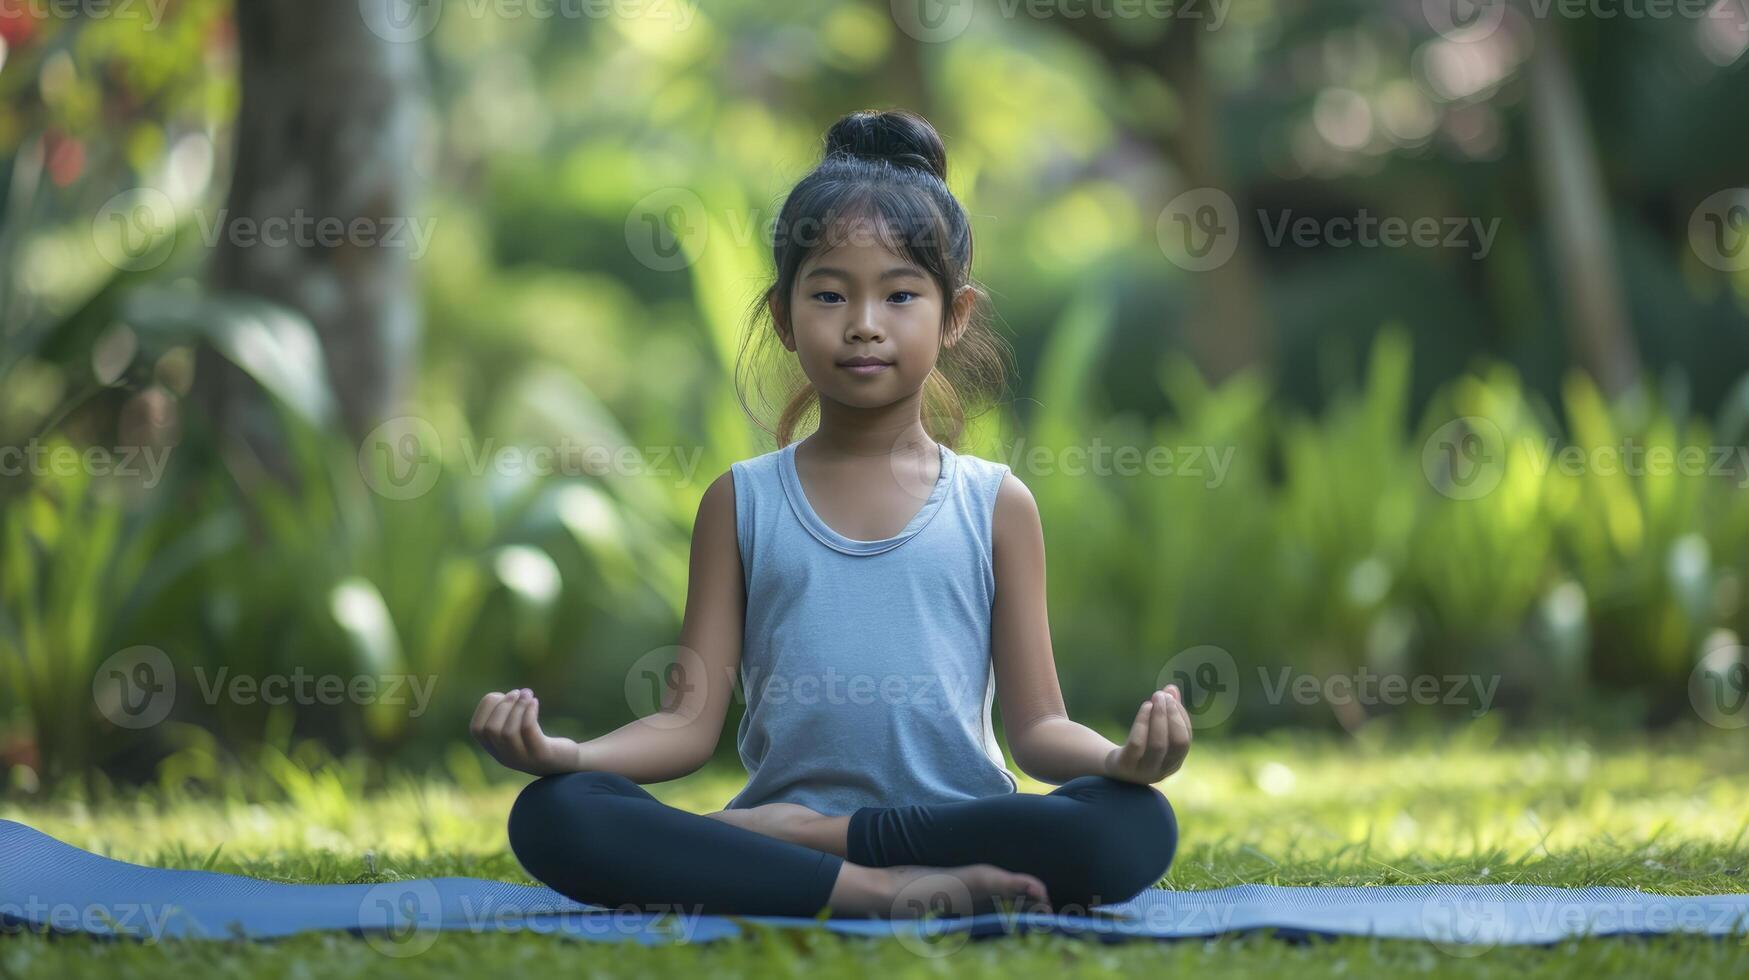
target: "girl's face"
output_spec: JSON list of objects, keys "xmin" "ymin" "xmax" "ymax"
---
[{"xmin": 776, "ymin": 230, "xmax": 971, "ymax": 410}]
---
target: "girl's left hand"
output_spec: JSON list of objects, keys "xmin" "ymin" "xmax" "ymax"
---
[{"xmin": 1102, "ymin": 685, "xmax": 1192, "ymax": 784}]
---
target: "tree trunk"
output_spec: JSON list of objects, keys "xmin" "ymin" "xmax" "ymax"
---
[
  {"xmin": 1158, "ymin": 22, "xmax": 1270, "ymax": 382},
  {"xmin": 1048, "ymin": 19, "xmax": 1272, "ymax": 383},
  {"xmin": 202, "ymin": 0, "xmax": 423, "ymax": 451},
  {"xmin": 1526, "ymin": 19, "xmax": 1641, "ymax": 398}
]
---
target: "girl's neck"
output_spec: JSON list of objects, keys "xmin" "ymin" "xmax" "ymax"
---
[{"xmin": 805, "ymin": 389, "xmax": 935, "ymax": 460}]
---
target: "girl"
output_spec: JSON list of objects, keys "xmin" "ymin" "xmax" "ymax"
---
[{"xmin": 469, "ymin": 109, "xmax": 1189, "ymax": 920}]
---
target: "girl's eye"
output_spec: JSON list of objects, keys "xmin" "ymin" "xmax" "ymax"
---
[
  {"xmin": 812, "ymin": 292, "xmax": 844, "ymax": 303},
  {"xmin": 889, "ymin": 291, "xmax": 918, "ymax": 304}
]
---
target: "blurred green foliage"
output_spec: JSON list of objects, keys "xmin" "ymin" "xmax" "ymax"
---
[{"xmin": 1, "ymin": 1, "xmax": 1747, "ymax": 788}]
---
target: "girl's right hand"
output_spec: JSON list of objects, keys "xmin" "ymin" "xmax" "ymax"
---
[{"xmin": 469, "ymin": 689, "xmax": 581, "ymax": 776}]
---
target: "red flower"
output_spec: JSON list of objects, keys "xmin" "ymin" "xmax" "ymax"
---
[{"xmin": 0, "ymin": 1, "xmax": 40, "ymax": 48}]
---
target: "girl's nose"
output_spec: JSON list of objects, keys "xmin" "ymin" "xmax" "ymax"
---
[{"xmin": 848, "ymin": 314, "xmax": 885, "ymax": 343}]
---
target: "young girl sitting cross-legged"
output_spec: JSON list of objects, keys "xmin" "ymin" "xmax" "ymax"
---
[{"xmin": 469, "ymin": 108, "xmax": 1189, "ymax": 920}]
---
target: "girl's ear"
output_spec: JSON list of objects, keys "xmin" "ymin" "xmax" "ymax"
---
[
  {"xmin": 768, "ymin": 290, "xmax": 795, "ymax": 351},
  {"xmin": 943, "ymin": 284, "xmax": 977, "ymax": 349}
]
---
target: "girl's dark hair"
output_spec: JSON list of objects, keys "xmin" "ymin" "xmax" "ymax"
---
[{"xmin": 735, "ymin": 109, "xmax": 1013, "ymax": 449}]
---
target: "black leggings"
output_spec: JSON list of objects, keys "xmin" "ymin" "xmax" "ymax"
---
[{"xmin": 507, "ymin": 771, "xmax": 1179, "ymax": 917}]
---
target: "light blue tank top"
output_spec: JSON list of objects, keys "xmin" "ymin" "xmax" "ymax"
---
[{"xmin": 723, "ymin": 438, "xmax": 1021, "ymax": 816}]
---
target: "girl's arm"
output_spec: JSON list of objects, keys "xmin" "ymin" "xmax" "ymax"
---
[
  {"xmin": 990, "ymin": 473, "xmax": 1191, "ymax": 785},
  {"xmin": 470, "ymin": 470, "xmax": 747, "ymax": 782}
]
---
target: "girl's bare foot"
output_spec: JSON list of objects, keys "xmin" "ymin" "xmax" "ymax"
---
[{"xmin": 827, "ymin": 862, "xmax": 1050, "ymax": 919}]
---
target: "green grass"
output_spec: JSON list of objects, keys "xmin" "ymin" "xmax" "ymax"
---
[{"xmin": 4, "ymin": 724, "xmax": 1749, "ymax": 977}]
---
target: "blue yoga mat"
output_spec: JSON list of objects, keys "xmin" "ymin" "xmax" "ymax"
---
[{"xmin": 4, "ymin": 819, "xmax": 1747, "ymax": 947}]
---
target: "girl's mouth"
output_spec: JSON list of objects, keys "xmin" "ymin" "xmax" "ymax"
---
[{"xmin": 839, "ymin": 362, "xmax": 892, "ymax": 375}]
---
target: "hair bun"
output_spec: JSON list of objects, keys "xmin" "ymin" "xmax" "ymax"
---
[{"xmin": 823, "ymin": 109, "xmax": 948, "ymax": 181}]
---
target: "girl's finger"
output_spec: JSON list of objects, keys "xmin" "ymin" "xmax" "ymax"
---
[
  {"xmin": 1162, "ymin": 698, "xmax": 1190, "ymax": 766},
  {"xmin": 1140, "ymin": 692, "xmax": 1172, "ymax": 768},
  {"xmin": 1113, "ymin": 700, "xmax": 1152, "ymax": 774},
  {"xmin": 469, "ymin": 692, "xmax": 504, "ymax": 737},
  {"xmin": 1124, "ymin": 698, "xmax": 1152, "ymax": 752},
  {"xmin": 521, "ymin": 695, "xmax": 544, "ymax": 742},
  {"xmin": 1169, "ymin": 693, "xmax": 1193, "ymax": 747},
  {"xmin": 479, "ymin": 696, "xmax": 513, "ymax": 754},
  {"xmin": 502, "ymin": 692, "xmax": 532, "ymax": 757},
  {"xmin": 484, "ymin": 689, "xmax": 521, "ymax": 739}
]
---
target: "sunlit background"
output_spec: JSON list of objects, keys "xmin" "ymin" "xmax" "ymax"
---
[{"xmin": 2, "ymin": 0, "xmax": 1748, "ymax": 795}]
